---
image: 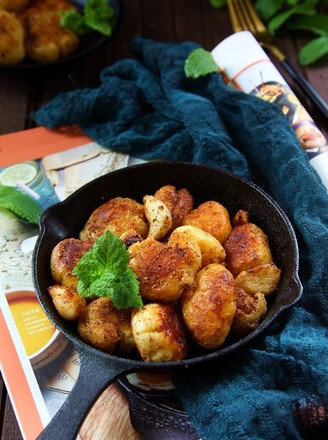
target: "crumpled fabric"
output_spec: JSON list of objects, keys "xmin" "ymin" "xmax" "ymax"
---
[{"xmin": 34, "ymin": 37, "xmax": 328, "ymax": 439}]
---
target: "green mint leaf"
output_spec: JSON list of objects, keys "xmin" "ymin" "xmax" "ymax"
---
[
  {"xmin": 59, "ymin": 0, "xmax": 115, "ymax": 36},
  {"xmin": 254, "ymin": 0, "xmax": 285, "ymax": 21},
  {"xmin": 298, "ymin": 35, "xmax": 328, "ymax": 65},
  {"xmin": 73, "ymin": 230, "xmax": 142, "ymax": 309},
  {"xmin": 59, "ymin": 9, "xmax": 90, "ymax": 35},
  {"xmin": 268, "ymin": 3, "xmax": 317, "ymax": 35},
  {"xmin": 0, "ymin": 186, "xmax": 42, "ymax": 225},
  {"xmin": 85, "ymin": 0, "xmax": 114, "ymax": 36},
  {"xmin": 208, "ymin": 0, "xmax": 227, "ymax": 8},
  {"xmin": 184, "ymin": 48, "xmax": 218, "ymax": 79},
  {"xmin": 288, "ymin": 13, "xmax": 328, "ymax": 36}
]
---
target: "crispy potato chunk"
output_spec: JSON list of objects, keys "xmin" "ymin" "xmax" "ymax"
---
[
  {"xmin": 50, "ymin": 238, "xmax": 94, "ymax": 289},
  {"xmin": 182, "ymin": 200, "xmax": 232, "ymax": 244},
  {"xmin": 129, "ymin": 236, "xmax": 201, "ymax": 302},
  {"xmin": 48, "ymin": 285, "xmax": 86, "ymax": 320},
  {"xmin": 224, "ymin": 223, "xmax": 273, "ymax": 277},
  {"xmin": 143, "ymin": 195, "xmax": 172, "ymax": 240},
  {"xmin": 154, "ymin": 185, "xmax": 194, "ymax": 231},
  {"xmin": 232, "ymin": 209, "xmax": 249, "ymax": 227},
  {"xmin": 231, "ymin": 288, "xmax": 267, "ymax": 336},
  {"xmin": 0, "ymin": 0, "xmax": 30, "ymax": 12},
  {"xmin": 0, "ymin": 10, "xmax": 25, "ymax": 64},
  {"xmin": 19, "ymin": 0, "xmax": 79, "ymax": 63},
  {"xmin": 181, "ymin": 263, "xmax": 237, "ymax": 349},
  {"xmin": 120, "ymin": 229, "xmax": 144, "ymax": 249},
  {"xmin": 78, "ymin": 298, "xmax": 136, "ymax": 354},
  {"xmin": 235, "ymin": 262, "xmax": 281, "ymax": 296},
  {"xmin": 131, "ymin": 303, "xmax": 188, "ymax": 362},
  {"xmin": 169, "ymin": 225, "xmax": 225, "ymax": 268},
  {"xmin": 80, "ymin": 197, "xmax": 148, "ymax": 241}
]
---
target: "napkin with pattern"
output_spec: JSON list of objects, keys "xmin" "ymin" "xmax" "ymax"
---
[{"xmin": 34, "ymin": 38, "xmax": 328, "ymax": 439}]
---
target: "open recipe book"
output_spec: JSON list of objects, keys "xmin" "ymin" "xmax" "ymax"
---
[{"xmin": 1, "ymin": 31, "xmax": 327, "ymax": 440}]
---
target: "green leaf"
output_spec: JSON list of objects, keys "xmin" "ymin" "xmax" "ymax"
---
[
  {"xmin": 255, "ymin": 0, "xmax": 285, "ymax": 21},
  {"xmin": 59, "ymin": 0, "xmax": 115, "ymax": 36},
  {"xmin": 0, "ymin": 186, "xmax": 42, "ymax": 225},
  {"xmin": 298, "ymin": 35, "xmax": 328, "ymax": 65},
  {"xmin": 59, "ymin": 9, "xmax": 90, "ymax": 35},
  {"xmin": 73, "ymin": 230, "xmax": 142, "ymax": 309},
  {"xmin": 288, "ymin": 13, "xmax": 328, "ymax": 36},
  {"xmin": 85, "ymin": 0, "xmax": 114, "ymax": 36},
  {"xmin": 184, "ymin": 48, "xmax": 218, "ymax": 79},
  {"xmin": 268, "ymin": 3, "xmax": 317, "ymax": 35},
  {"xmin": 209, "ymin": 0, "xmax": 227, "ymax": 7}
]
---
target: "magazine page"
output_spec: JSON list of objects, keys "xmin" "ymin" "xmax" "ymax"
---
[
  {"xmin": 211, "ymin": 31, "xmax": 328, "ymax": 191},
  {"xmin": 0, "ymin": 136, "xmax": 130, "ymax": 440}
]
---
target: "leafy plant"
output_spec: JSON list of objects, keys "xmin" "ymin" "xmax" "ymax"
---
[
  {"xmin": 0, "ymin": 186, "xmax": 42, "ymax": 225},
  {"xmin": 209, "ymin": 0, "xmax": 328, "ymax": 66},
  {"xmin": 59, "ymin": 0, "xmax": 115, "ymax": 36},
  {"xmin": 72, "ymin": 230, "xmax": 142, "ymax": 309}
]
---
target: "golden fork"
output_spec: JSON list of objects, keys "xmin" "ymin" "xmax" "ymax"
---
[{"xmin": 227, "ymin": 0, "xmax": 328, "ymax": 120}]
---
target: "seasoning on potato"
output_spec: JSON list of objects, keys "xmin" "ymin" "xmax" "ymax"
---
[{"xmin": 48, "ymin": 184, "xmax": 281, "ymax": 362}]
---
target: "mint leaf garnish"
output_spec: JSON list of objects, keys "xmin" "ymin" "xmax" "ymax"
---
[
  {"xmin": 184, "ymin": 48, "xmax": 218, "ymax": 79},
  {"xmin": 72, "ymin": 230, "xmax": 142, "ymax": 309},
  {"xmin": 59, "ymin": 0, "xmax": 115, "ymax": 36},
  {"xmin": 0, "ymin": 186, "xmax": 42, "ymax": 225}
]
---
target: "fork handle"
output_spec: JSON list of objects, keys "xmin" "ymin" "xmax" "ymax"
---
[{"xmin": 280, "ymin": 58, "xmax": 328, "ymax": 120}]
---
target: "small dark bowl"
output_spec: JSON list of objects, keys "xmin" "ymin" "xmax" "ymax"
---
[{"xmin": 33, "ymin": 161, "xmax": 302, "ymax": 440}]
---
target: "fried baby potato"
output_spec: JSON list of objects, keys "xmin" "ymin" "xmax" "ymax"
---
[
  {"xmin": 169, "ymin": 225, "xmax": 225, "ymax": 268},
  {"xmin": 154, "ymin": 185, "xmax": 194, "ymax": 231},
  {"xmin": 143, "ymin": 195, "xmax": 172, "ymax": 240},
  {"xmin": 78, "ymin": 298, "xmax": 136, "ymax": 354},
  {"xmin": 181, "ymin": 263, "xmax": 237, "ymax": 349},
  {"xmin": 0, "ymin": 0, "xmax": 30, "ymax": 12},
  {"xmin": 131, "ymin": 303, "xmax": 188, "ymax": 362},
  {"xmin": 19, "ymin": 0, "xmax": 79, "ymax": 63},
  {"xmin": 51, "ymin": 238, "xmax": 94, "ymax": 290},
  {"xmin": 80, "ymin": 197, "xmax": 148, "ymax": 241},
  {"xmin": 129, "ymin": 236, "xmax": 201, "ymax": 302},
  {"xmin": 235, "ymin": 262, "xmax": 281, "ymax": 296},
  {"xmin": 182, "ymin": 200, "xmax": 232, "ymax": 244},
  {"xmin": 0, "ymin": 10, "xmax": 25, "ymax": 64},
  {"xmin": 224, "ymin": 223, "xmax": 273, "ymax": 277},
  {"xmin": 231, "ymin": 288, "xmax": 267, "ymax": 336},
  {"xmin": 48, "ymin": 285, "xmax": 86, "ymax": 320}
]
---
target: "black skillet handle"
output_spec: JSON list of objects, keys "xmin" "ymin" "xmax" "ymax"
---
[
  {"xmin": 37, "ymin": 349, "xmax": 131, "ymax": 440},
  {"xmin": 280, "ymin": 58, "xmax": 328, "ymax": 121}
]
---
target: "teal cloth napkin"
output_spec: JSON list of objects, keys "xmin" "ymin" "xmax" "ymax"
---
[{"xmin": 34, "ymin": 38, "xmax": 328, "ymax": 439}]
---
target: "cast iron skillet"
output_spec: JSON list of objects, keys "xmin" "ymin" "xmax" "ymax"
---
[{"xmin": 33, "ymin": 161, "xmax": 303, "ymax": 439}]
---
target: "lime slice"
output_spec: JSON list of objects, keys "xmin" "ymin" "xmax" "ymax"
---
[{"xmin": 0, "ymin": 162, "xmax": 38, "ymax": 187}]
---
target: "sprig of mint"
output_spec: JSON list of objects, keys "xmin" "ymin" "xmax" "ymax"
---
[
  {"xmin": 209, "ymin": 0, "xmax": 328, "ymax": 66},
  {"xmin": 72, "ymin": 230, "xmax": 142, "ymax": 309},
  {"xmin": 184, "ymin": 48, "xmax": 218, "ymax": 78},
  {"xmin": 59, "ymin": 0, "xmax": 115, "ymax": 36},
  {"xmin": 0, "ymin": 186, "xmax": 42, "ymax": 225}
]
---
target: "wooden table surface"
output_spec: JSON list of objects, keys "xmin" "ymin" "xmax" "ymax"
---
[{"xmin": 0, "ymin": 1, "xmax": 327, "ymax": 439}]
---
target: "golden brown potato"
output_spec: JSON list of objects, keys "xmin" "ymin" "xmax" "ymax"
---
[
  {"xmin": 169, "ymin": 225, "xmax": 225, "ymax": 268},
  {"xmin": 128, "ymin": 236, "xmax": 201, "ymax": 302},
  {"xmin": 231, "ymin": 288, "xmax": 267, "ymax": 336},
  {"xmin": 19, "ymin": 0, "xmax": 79, "ymax": 63},
  {"xmin": 182, "ymin": 200, "xmax": 232, "ymax": 244},
  {"xmin": 143, "ymin": 195, "xmax": 172, "ymax": 240},
  {"xmin": 80, "ymin": 197, "xmax": 148, "ymax": 242},
  {"xmin": 48, "ymin": 285, "xmax": 86, "ymax": 320},
  {"xmin": 232, "ymin": 209, "xmax": 249, "ymax": 227},
  {"xmin": 0, "ymin": 0, "xmax": 30, "ymax": 12},
  {"xmin": 131, "ymin": 303, "xmax": 188, "ymax": 362},
  {"xmin": 154, "ymin": 185, "xmax": 194, "ymax": 231},
  {"xmin": 50, "ymin": 238, "xmax": 94, "ymax": 290},
  {"xmin": 78, "ymin": 298, "xmax": 136, "ymax": 354},
  {"xmin": 224, "ymin": 223, "xmax": 273, "ymax": 277},
  {"xmin": 181, "ymin": 263, "xmax": 237, "ymax": 349},
  {"xmin": 235, "ymin": 262, "xmax": 281, "ymax": 296},
  {"xmin": 0, "ymin": 10, "xmax": 25, "ymax": 64},
  {"xmin": 120, "ymin": 229, "xmax": 144, "ymax": 248}
]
